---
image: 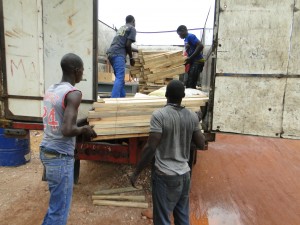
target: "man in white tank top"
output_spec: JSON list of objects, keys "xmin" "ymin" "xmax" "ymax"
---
[{"xmin": 40, "ymin": 53, "xmax": 97, "ymax": 225}]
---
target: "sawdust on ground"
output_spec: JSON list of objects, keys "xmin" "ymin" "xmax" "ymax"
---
[{"xmin": 0, "ymin": 130, "xmax": 153, "ymax": 225}]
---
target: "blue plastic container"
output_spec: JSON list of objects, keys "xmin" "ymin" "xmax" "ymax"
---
[{"xmin": 0, "ymin": 128, "xmax": 30, "ymax": 166}]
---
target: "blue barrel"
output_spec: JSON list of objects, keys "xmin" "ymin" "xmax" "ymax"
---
[{"xmin": 0, "ymin": 128, "xmax": 30, "ymax": 166}]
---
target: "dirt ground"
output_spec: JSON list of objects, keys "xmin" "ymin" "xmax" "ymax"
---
[
  {"xmin": 1, "ymin": 132, "xmax": 300, "ymax": 225},
  {"xmin": 0, "ymin": 131, "xmax": 153, "ymax": 225}
]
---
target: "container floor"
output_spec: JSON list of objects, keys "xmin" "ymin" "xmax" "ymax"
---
[{"xmin": 190, "ymin": 133, "xmax": 300, "ymax": 225}]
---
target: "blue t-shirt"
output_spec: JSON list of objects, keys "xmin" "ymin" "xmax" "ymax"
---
[
  {"xmin": 106, "ymin": 24, "xmax": 136, "ymax": 58},
  {"xmin": 184, "ymin": 33, "xmax": 203, "ymax": 63}
]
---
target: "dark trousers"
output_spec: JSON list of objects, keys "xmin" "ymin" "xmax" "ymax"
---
[
  {"xmin": 186, "ymin": 62, "xmax": 204, "ymax": 89},
  {"xmin": 152, "ymin": 170, "xmax": 191, "ymax": 225}
]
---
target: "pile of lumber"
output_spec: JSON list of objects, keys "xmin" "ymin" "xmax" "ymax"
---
[
  {"xmin": 92, "ymin": 186, "xmax": 148, "ymax": 209},
  {"xmin": 130, "ymin": 50, "xmax": 185, "ymax": 93},
  {"xmin": 88, "ymin": 96, "xmax": 208, "ymax": 141}
]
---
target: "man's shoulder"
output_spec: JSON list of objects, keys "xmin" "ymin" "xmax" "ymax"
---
[
  {"xmin": 152, "ymin": 107, "xmax": 164, "ymax": 115},
  {"xmin": 126, "ymin": 24, "xmax": 136, "ymax": 29},
  {"xmin": 187, "ymin": 33, "xmax": 196, "ymax": 38},
  {"xmin": 119, "ymin": 24, "xmax": 136, "ymax": 31},
  {"xmin": 187, "ymin": 33, "xmax": 199, "ymax": 42},
  {"xmin": 152, "ymin": 107, "xmax": 167, "ymax": 118}
]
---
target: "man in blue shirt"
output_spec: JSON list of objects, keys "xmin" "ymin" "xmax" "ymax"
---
[
  {"xmin": 177, "ymin": 25, "xmax": 205, "ymax": 89},
  {"xmin": 106, "ymin": 15, "xmax": 138, "ymax": 97}
]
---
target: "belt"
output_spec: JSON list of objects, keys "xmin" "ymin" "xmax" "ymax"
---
[
  {"xmin": 40, "ymin": 147, "xmax": 70, "ymax": 158},
  {"xmin": 155, "ymin": 169, "xmax": 177, "ymax": 176}
]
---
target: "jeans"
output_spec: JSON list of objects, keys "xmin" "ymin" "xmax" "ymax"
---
[
  {"xmin": 110, "ymin": 55, "xmax": 126, "ymax": 98},
  {"xmin": 186, "ymin": 62, "xmax": 204, "ymax": 89},
  {"xmin": 152, "ymin": 170, "xmax": 191, "ymax": 225},
  {"xmin": 40, "ymin": 149, "xmax": 74, "ymax": 225}
]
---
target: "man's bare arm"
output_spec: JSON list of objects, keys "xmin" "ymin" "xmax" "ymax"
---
[
  {"xmin": 61, "ymin": 91, "xmax": 97, "ymax": 138},
  {"xmin": 192, "ymin": 130, "xmax": 206, "ymax": 150},
  {"xmin": 130, "ymin": 132, "xmax": 161, "ymax": 187}
]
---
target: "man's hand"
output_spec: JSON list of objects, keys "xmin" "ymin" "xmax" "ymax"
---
[
  {"xmin": 129, "ymin": 172, "xmax": 139, "ymax": 188},
  {"xmin": 130, "ymin": 58, "xmax": 135, "ymax": 66},
  {"xmin": 82, "ymin": 125, "xmax": 97, "ymax": 139},
  {"xmin": 195, "ymin": 110, "xmax": 203, "ymax": 122},
  {"xmin": 185, "ymin": 57, "xmax": 192, "ymax": 65},
  {"xmin": 77, "ymin": 117, "xmax": 88, "ymax": 127}
]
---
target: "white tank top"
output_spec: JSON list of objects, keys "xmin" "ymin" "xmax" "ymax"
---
[{"xmin": 40, "ymin": 82, "xmax": 81, "ymax": 156}]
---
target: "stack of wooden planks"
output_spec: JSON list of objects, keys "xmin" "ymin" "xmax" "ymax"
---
[
  {"xmin": 130, "ymin": 50, "xmax": 185, "ymax": 94},
  {"xmin": 88, "ymin": 96, "xmax": 208, "ymax": 141},
  {"xmin": 92, "ymin": 186, "xmax": 148, "ymax": 209}
]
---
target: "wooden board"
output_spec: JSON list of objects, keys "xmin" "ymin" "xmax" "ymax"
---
[
  {"xmin": 92, "ymin": 133, "xmax": 148, "ymax": 141},
  {"xmin": 93, "ymin": 200, "xmax": 148, "ymax": 209}
]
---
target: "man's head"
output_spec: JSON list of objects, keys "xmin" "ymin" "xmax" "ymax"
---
[
  {"xmin": 165, "ymin": 80, "xmax": 185, "ymax": 103},
  {"xmin": 61, "ymin": 53, "xmax": 84, "ymax": 84},
  {"xmin": 126, "ymin": 15, "xmax": 135, "ymax": 27},
  {"xmin": 177, "ymin": 25, "xmax": 188, "ymax": 39}
]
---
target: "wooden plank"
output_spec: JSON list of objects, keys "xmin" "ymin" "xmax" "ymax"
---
[
  {"xmin": 139, "ymin": 52, "xmax": 167, "ymax": 59},
  {"xmin": 91, "ymin": 105, "xmax": 159, "ymax": 111},
  {"xmin": 98, "ymin": 72, "xmax": 114, "ymax": 82},
  {"xmin": 100, "ymin": 96, "xmax": 207, "ymax": 103},
  {"xmin": 93, "ymin": 98, "xmax": 208, "ymax": 107},
  {"xmin": 147, "ymin": 66, "xmax": 185, "ymax": 82},
  {"xmin": 89, "ymin": 115, "xmax": 151, "ymax": 122},
  {"xmin": 94, "ymin": 126, "xmax": 149, "ymax": 135},
  {"xmin": 92, "ymin": 102, "xmax": 206, "ymax": 112},
  {"xmin": 94, "ymin": 186, "xmax": 142, "ymax": 195},
  {"xmin": 93, "ymin": 200, "xmax": 148, "ymax": 209},
  {"xmin": 88, "ymin": 110, "xmax": 154, "ymax": 119},
  {"xmin": 144, "ymin": 57, "xmax": 185, "ymax": 70},
  {"xmin": 92, "ymin": 133, "xmax": 148, "ymax": 141},
  {"xmin": 92, "ymin": 122, "xmax": 150, "ymax": 129},
  {"xmin": 146, "ymin": 69, "xmax": 185, "ymax": 81},
  {"xmin": 89, "ymin": 117, "xmax": 150, "ymax": 124},
  {"xmin": 142, "ymin": 51, "xmax": 182, "ymax": 64},
  {"xmin": 92, "ymin": 195, "xmax": 146, "ymax": 202}
]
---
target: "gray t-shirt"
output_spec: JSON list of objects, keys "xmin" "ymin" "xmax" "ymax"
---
[
  {"xmin": 150, "ymin": 104, "xmax": 200, "ymax": 175},
  {"xmin": 106, "ymin": 24, "xmax": 136, "ymax": 58}
]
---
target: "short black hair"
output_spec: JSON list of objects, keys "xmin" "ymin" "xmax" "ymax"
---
[
  {"xmin": 177, "ymin": 25, "xmax": 187, "ymax": 32},
  {"xmin": 60, "ymin": 53, "xmax": 83, "ymax": 73},
  {"xmin": 126, "ymin": 15, "xmax": 135, "ymax": 23},
  {"xmin": 165, "ymin": 80, "xmax": 185, "ymax": 100}
]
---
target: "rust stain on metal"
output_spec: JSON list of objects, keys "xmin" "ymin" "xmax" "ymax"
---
[
  {"xmin": 5, "ymin": 31, "xmax": 19, "ymax": 38},
  {"xmin": 67, "ymin": 16, "xmax": 73, "ymax": 26},
  {"xmin": 67, "ymin": 11, "xmax": 79, "ymax": 26}
]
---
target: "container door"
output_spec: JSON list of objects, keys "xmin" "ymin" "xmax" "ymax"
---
[
  {"xmin": 0, "ymin": 0, "xmax": 97, "ymax": 122},
  {"xmin": 43, "ymin": 0, "xmax": 98, "ymax": 119},
  {"xmin": 1, "ymin": 0, "xmax": 44, "ymax": 121},
  {"xmin": 211, "ymin": 0, "xmax": 300, "ymax": 139}
]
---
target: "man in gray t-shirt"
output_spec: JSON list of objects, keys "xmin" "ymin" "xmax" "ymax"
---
[
  {"xmin": 130, "ymin": 80, "xmax": 206, "ymax": 225},
  {"xmin": 106, "ymin": 15, "xmax": 138, "ymax": 98}
]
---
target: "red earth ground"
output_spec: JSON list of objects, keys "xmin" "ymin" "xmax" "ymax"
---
[{"xmin": 1, "ymin": 132, "xmax": 300, "ymax": 225}]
